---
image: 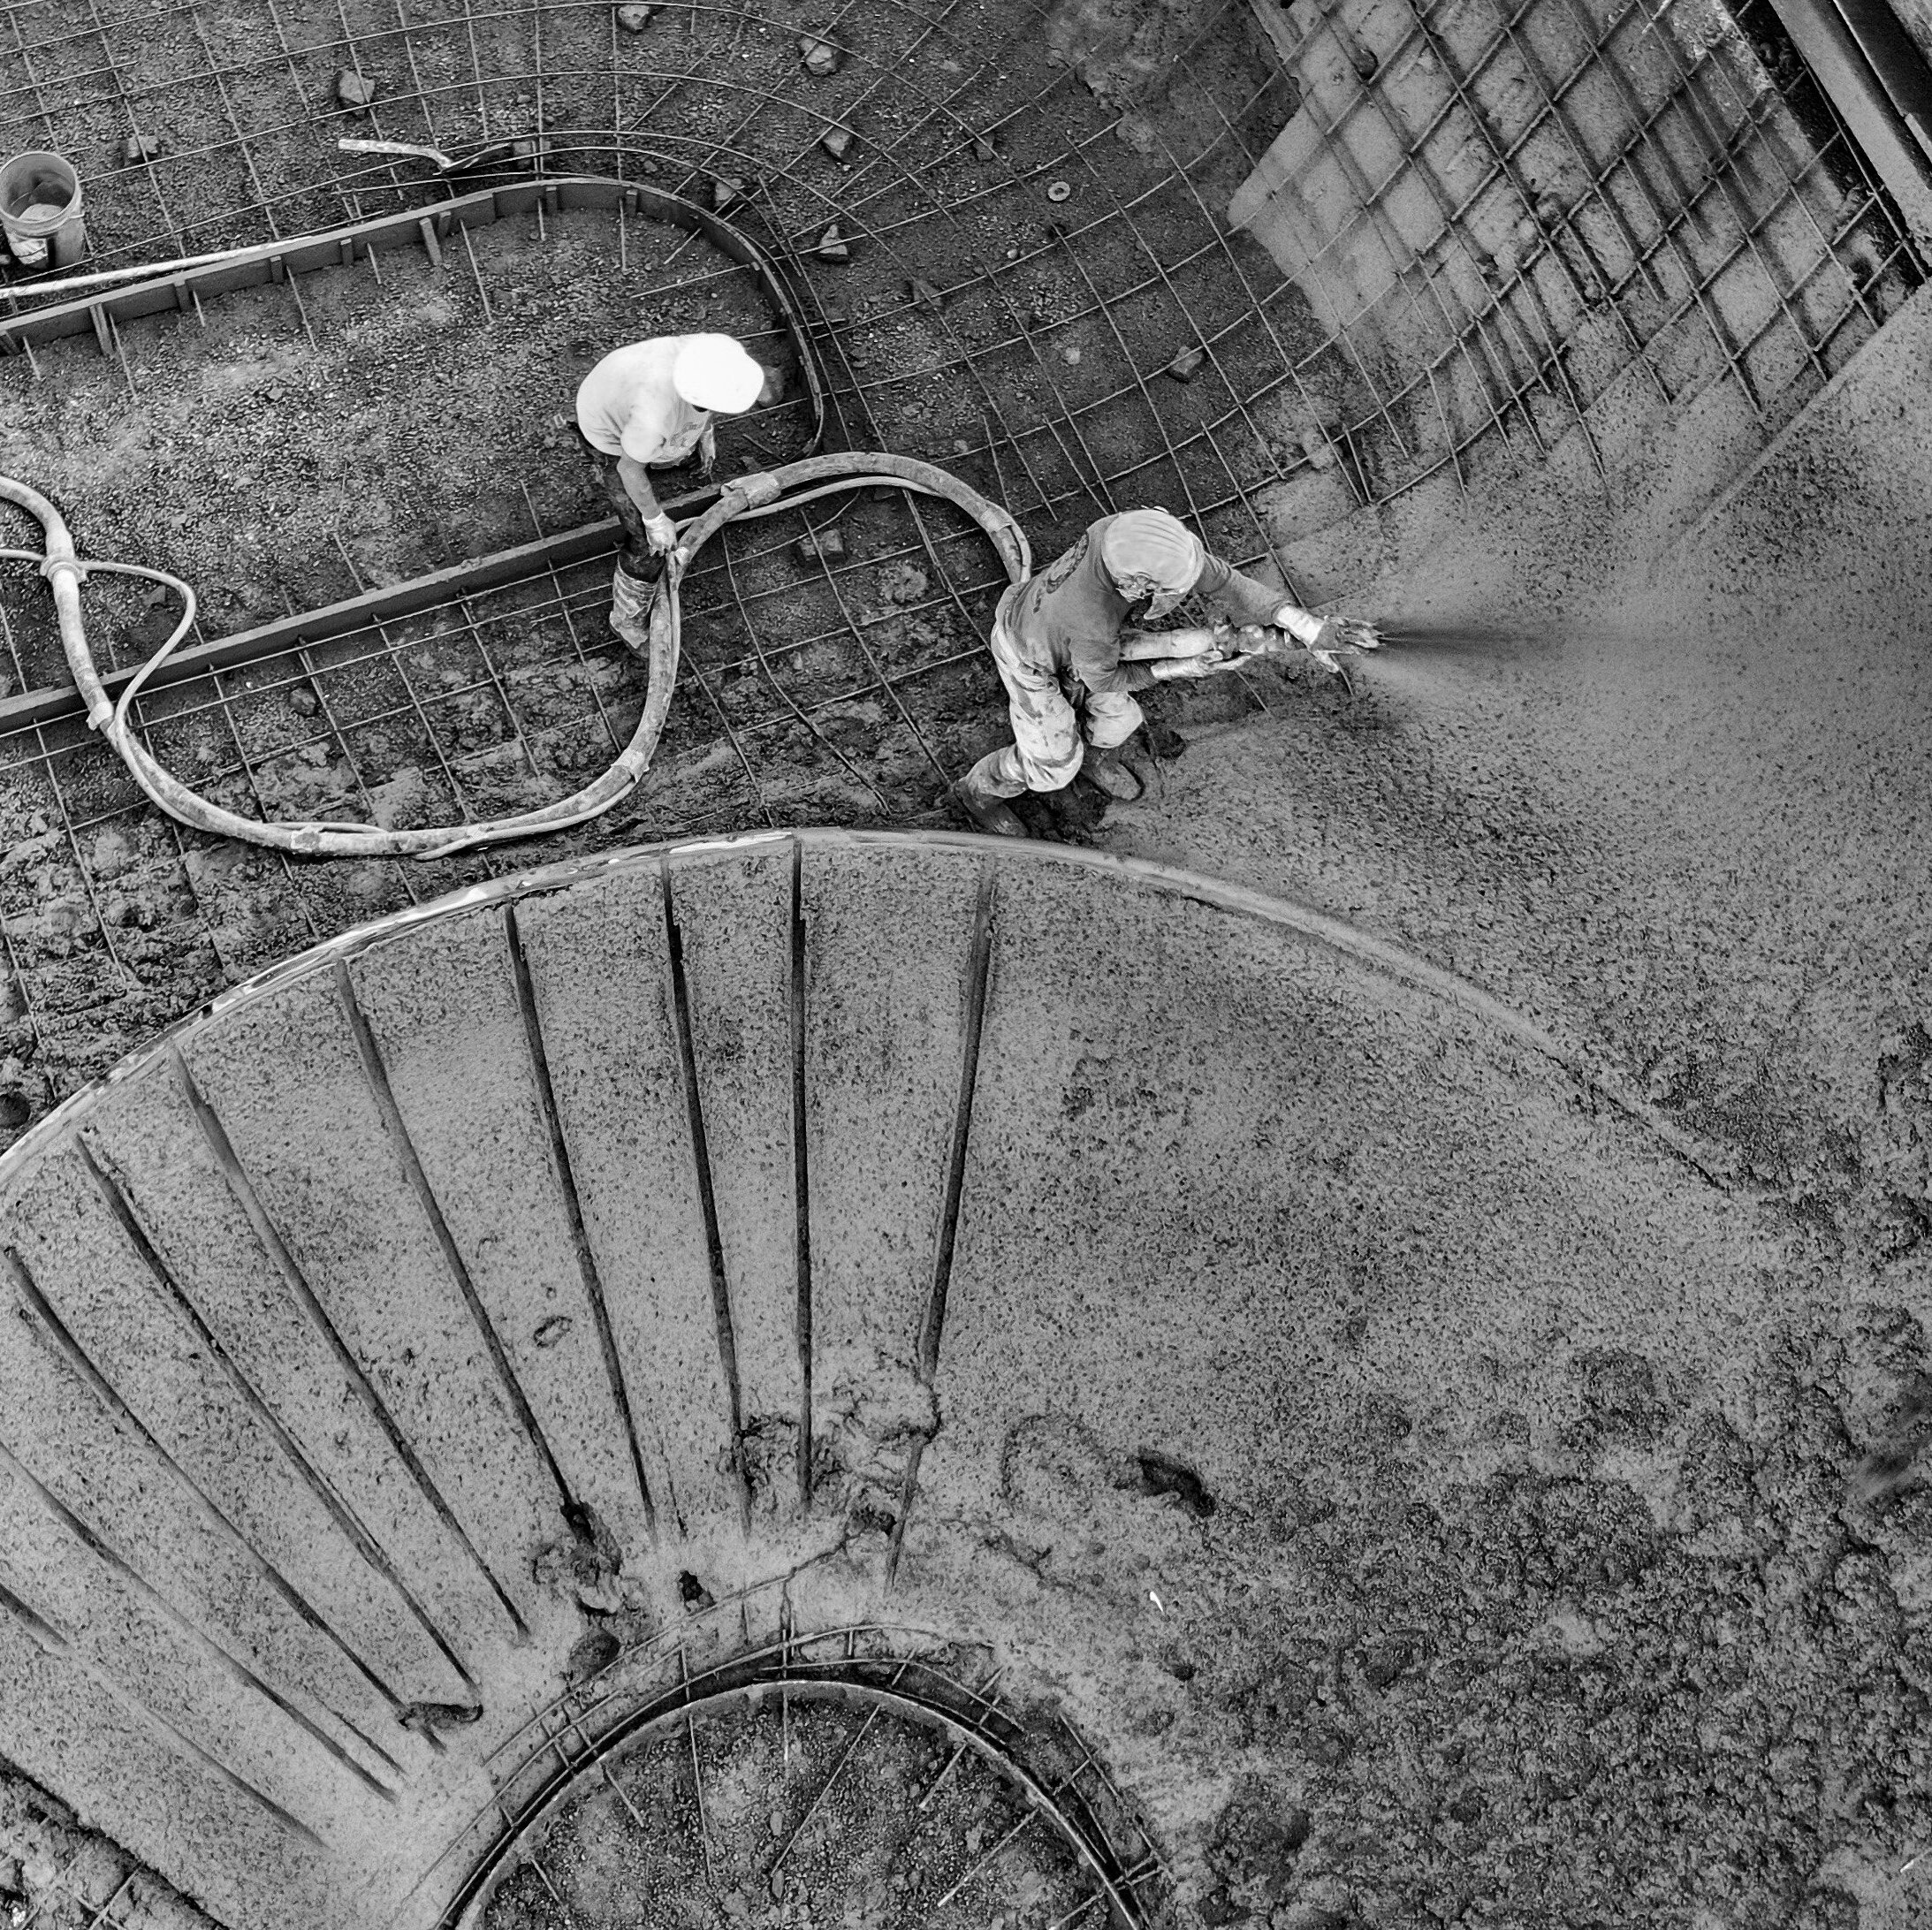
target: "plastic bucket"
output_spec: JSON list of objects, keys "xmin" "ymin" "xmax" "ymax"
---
[{"xmin": 0, "ymin": 150, "xmax": 87, "ymax": 268}]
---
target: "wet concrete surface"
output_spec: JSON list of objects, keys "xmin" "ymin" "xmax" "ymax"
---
[
  {"xmin": 1099, "ymin": 287, "xmax": 1932, "ymax": 1264},
  {"xmin": 6, "ymin": 821, "xmax": 1908, "ymax": 1929},
  {"xmin": 1070, "ymin": 280, "xmax": 1932, "ymax": 1927}
]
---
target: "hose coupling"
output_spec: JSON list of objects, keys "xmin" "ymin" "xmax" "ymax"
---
[{"xmin": 725, "ymin": 471, "xmax": 784, "ymax": 513}]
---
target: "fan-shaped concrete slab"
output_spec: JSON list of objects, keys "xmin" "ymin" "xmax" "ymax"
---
[{"xmin": 0, "ymin": 831, "xmax": 1785, "ymax": 1929}]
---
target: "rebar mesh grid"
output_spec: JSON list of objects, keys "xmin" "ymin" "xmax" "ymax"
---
[
  {"xmin": 0, "ymin": 0, "xmax": 1921, "ymax": 1124},
  {"xmin": 0, "ymin": 483, "xmax": 1013, "ymax": 1093},
  {"xmin": 1234, "ymin": 0, "xmax": 1921, "ymax": 496},
  {"xmin": 0, "ymin": 1762, "xmax": 204, "ymax": 1929},
  {"xmin": 0, "ymin": 0, "xmax": 1339, "ymax": 1113}
]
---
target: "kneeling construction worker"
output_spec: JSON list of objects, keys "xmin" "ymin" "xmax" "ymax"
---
[
  {"xmin": 573, "ymin": 332, "xmax": 779, "ymax": 650},
  {"xmin": 953, "ymin": 506, "xmax": 1381, "ymax": 836}
]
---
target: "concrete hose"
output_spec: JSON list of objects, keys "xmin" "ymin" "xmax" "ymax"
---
[{"xmin": 0, "ymin": 454, "xmax": 1031, "ymax": 862}]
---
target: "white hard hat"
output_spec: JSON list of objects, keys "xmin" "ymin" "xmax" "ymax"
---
[
  {"xmin": 671, "ymin": 333, "xmax": 764, "ymax": 414},
  {"xmin": 1100, "ymin": 508, "xmax": 1204, "ymax": 594}
]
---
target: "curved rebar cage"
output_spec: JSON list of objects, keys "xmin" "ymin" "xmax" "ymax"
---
[{"xmin": 436, "ymin": 1597, "xmax": 1173, "ymax": 1930}]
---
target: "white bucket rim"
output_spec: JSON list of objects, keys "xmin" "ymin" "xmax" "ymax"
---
[{"xmin": 0, "ymin": 148, "xmax": 84, "ymax": 236}]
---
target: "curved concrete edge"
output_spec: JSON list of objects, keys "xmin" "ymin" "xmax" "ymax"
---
[
  {"xmin": 0, "ymin": 828, "xmax": 1731, "ymax": 1200},
  {"xmin": 0, "ymin": 824, "xmax": 1783, "ymax": 1930}
]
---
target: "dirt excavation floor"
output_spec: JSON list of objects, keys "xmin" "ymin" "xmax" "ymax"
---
[{"xmin": 2, "ymin": 0, "xmax": 1931, "ymax": 1926}]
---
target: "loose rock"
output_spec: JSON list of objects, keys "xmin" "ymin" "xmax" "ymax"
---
[
  {"xmin": 335, "ymin": 69, "xmax": 378, "ymax": 110},
  {"xmin": 614, "ymin": 2, "xmax": 654, "ymax": 27},
  {"xmin": 820, "ymin": 125, "xmax": 855, "ymax": 161},
  {"xmin": 799, "ymin": 34, "xmax": 842, "ymax": 76},
  {"xmin": 564, "ymin": 1628, "xmax": 619, "ymax": 1684}
]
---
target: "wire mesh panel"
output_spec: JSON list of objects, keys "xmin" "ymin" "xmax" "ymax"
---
[
  {"xmin": 1231, "ymin": 0, "xmax": 1922, "ymax": 495},
  {"xmin": 0, "ymin": 0, "xmax": 1335, "ymax": 1116}
]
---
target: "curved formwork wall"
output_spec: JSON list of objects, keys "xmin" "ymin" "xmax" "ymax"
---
[{"xmin": 0, "ymin": 832, "xmax": 1784, "ymax": 1928}]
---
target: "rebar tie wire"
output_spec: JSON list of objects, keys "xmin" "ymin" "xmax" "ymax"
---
[{"xmin": 0, "ymin": 456, "xmax": 1030, "ymax": 862}]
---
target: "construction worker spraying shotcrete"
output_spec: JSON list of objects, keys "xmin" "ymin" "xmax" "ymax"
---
[
  {"xmin": 573, "ymin": 331, "xmax": 780, "ymax": 651},
  {"xmin": 952, "ymin": 506, "xmax": 1382, "ymax": 837}
]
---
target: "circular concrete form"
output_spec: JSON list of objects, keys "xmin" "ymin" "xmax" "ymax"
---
[{"xmin": 0, "ymin": 830, "xmax": 1798, "ymax": 1929}]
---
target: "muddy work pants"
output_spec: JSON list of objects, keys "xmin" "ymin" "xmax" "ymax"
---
[
  {"xmin": 578, "ymin": 434, "xmax": 683, "ymax": 650},
  {"xmin": 961, "ymin": 610, "xmax": 1143, "ymax": 800}
]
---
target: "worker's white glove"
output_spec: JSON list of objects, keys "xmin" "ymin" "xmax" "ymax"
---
[
  {"xmin": 1147, "ymin": 652, "xmax": 1228, "ymax": 682},
  {"xmin": 1291, "ymin": 615, "xmax": 1381, "ymax": 682},
  {"xmin": 1312, "ymin": 614, "xmax": 1383, "ymax": 655},
  {"xmin": 644, "ymin": 512, "xmax": 679, "ymax": 554},
  {"xmin": 1119, "ymin": 625, "xmax": 1222, "ymax": 663}
]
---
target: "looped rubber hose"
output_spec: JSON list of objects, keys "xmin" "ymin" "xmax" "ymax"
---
[
  {"xmin": 414, "ymin": 452, "xmax": 1031, "ymax": 862},
  {"xmin": 0, "ymin": 455, "xmax": 1031, "ymax": 862}
]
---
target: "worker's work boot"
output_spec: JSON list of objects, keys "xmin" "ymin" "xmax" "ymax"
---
[
  {"xmin": 951, "ymin": 779, "xmax": 1027, "ymax": 839},
  {"xmin": 608, "ymin": 562, "xmax": 654, "ymax": 657},
  {"xmin": 1076, "ymin": 744, "xmax": 1143, "ymax": 802},
  {"xmin": 1120, "ymin": 740, "xmax": 1164, "ymax": 801},
  {"xmin": 952, "ymin": 748, "xmax": 1030, "ymax": 838}
]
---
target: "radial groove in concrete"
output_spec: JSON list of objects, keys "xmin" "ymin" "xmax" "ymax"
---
[
  {"xmin": 1, "ymin": 1212, "xmax": 415, "ymax": 1739},
  {"xmin": 79, "ymin": 1068, "xmax": 508, "ymax": 1684},
  {"xmin": 510, "ymin": 867, "xmax": 742, "ymax": 1545},
  {"xmin": 338, "ymin": 923, "xmax": 648, "ymax": 1552},
  {"xmin": 663, "ymin": 845, "xmax": 809, "ymax": 1520}
]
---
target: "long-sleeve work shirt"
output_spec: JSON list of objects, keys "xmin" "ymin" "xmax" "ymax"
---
[{"xmin": 996, "ymin": 513, "xmax": 1314, "ymax": 695}]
